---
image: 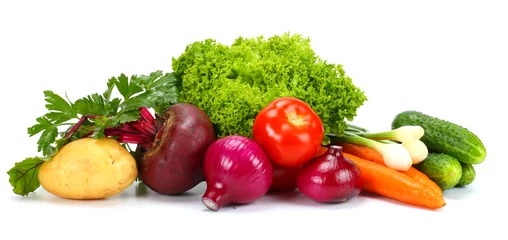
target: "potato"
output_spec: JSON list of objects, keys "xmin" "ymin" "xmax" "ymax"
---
[{"xmin": 38, "ymin": 138, "xmax": 138, "ymax": 200}]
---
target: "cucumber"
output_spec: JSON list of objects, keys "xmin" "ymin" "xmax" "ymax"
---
[
  {"xmin": 414, "ymin": 153, "xmax": 462, "ymax": 191},
  {"xmin": 392, "ymin": 110, "xmax": 487, "ymax": 164},
  {"xmin": 456, "ymin": 162, "xmax": 476, "ymax": 187}
]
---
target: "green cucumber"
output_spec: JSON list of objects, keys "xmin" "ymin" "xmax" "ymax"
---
[
  {"xmin": 391, "ymin": 110, "xmax": 487, "ymax": 164},
  {"xmin": 414, "ymin": 153, "xmax": 462, "ymax": 191},
  {"xmin": 456, "ymin": 162, "xmax": 476, "ymax": 187}
]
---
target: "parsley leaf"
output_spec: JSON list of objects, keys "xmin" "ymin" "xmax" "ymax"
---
[
  {"xmin": 74, "ymin": 93, "xmax": 121, "ymax": 117},
  {"xmin": 103, "ymin": 77, "xmax": 116, "ymax": 101},
  {"xmin": 118, "ymin": 71, "xmax": 179, "ymax": 114},
  {"xmin": 115, "ymin": 73, "xmax": 143, "ymax": 100},
  {"xmin": 42, "ymin": 90, "xmax": 77, "ymax": 122},
  {"xmin": 110, "ymin": 110, "xmax": 142, "ymax": 126},
  {"xmin": 27, "ymin": 116, "xmax": 60, "ymax": 155},
  {"xmin": 7, "ymin": 157, "xmax": 45, "ymax": 196}
]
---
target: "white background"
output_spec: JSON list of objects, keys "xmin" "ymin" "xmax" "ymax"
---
[{"xmin": 1, "ymin": 0, "xmax": 507, "ymax": 239}]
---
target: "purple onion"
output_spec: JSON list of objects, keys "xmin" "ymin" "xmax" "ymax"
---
[
  {"xmin": 201, "ymin": 135, "xmax": 273, "ymax": 211},
  {"xmin": 296, "ymin": 145, "xmax": 363, "ymax": 203}
]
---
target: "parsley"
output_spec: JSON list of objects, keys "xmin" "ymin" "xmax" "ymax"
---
[{"xmin": 7, "ymin": 70, "xmax": 179, "ymax": 196}]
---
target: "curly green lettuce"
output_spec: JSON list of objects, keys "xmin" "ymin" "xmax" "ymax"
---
[{"xmin": 172, "ymin": 33, "xmax": 367, "ymax": 139}]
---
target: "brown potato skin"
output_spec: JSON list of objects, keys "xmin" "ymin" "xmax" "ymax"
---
[
  {"xmin": 38, "ymin": 138, "xmax": 138, "ymax": 200},
  {"xmin": 137, "ymin": 103, "xmax": 216, "ymax": 195}
]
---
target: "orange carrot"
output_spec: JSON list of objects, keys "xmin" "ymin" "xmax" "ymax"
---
[
  {"xmin": 403, "ymin": 168, "xmax": 442, "ymax": 196},
  {"xmin": 338, "ymin": 142, "xmax": 385, "ymax": 164},
  {"xmin": 343, "ymin": 152, "xmax": 446, "ymax": 209},
  {"xmin": 338, "ymin": 143, "xmax": 442, "ymax": 196},
  {"xmin": 314, "ymin": 146, "xmax": 328, "ymax": 158}
]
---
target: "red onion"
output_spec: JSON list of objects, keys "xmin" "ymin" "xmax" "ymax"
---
[
  {"xmin": 202, "ymin": 135, "xmax": 273, "ymax": 211},
  {"xmin": 296, "ymin": 145, "xmax": 363, "ymax": 203}
]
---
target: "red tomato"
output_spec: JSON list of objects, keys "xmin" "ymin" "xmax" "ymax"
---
[
  {"xmin": 269, "ymin": 164, "xmax": 300, "ymax": 192},
  {"xmin": 253, "ymin": 97, "xmax": 324, "ymax": 168}
]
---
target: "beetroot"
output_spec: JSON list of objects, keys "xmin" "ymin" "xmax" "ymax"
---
[{"xmin": 105, "ymin": 103, "xmax": 217, "ymax": 195}]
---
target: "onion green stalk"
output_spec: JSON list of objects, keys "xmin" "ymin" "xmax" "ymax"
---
[{"xmin": 359, "ymin": 126, "xmax": 424, "ymax": 143}]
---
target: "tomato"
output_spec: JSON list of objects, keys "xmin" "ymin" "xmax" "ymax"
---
[
  {"xmin": 269, "ymin": 164, "xmax": 300, "ymax": 192},
  {"xmin": 253, "ymin": 97, "xmax": 324, "ymax": 168}
]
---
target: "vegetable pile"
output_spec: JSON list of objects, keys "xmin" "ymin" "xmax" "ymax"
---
[{"xmin": 7, "ymin": 33, "xmax": 487, "ymax": 211}]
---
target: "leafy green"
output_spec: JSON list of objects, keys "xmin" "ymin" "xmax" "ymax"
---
[
  {"xmin": 7, "ymin": 157, "xmax": 45, "ymax": 196},
  {"xmin": 8, "ymin": 70, "xmax": 179, "ymax": 196},
  {"xmin": 172, "ymin": 32, "xmax": 367, "ymax": 139}
]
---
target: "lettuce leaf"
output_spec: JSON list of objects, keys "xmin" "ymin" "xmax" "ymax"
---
[{"xmin": 172, "ymin": 33, "xmax": 367, "ymax": 139}]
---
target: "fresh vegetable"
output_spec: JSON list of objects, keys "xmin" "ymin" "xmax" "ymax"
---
[
  {"xmin": 329, "ymin": 124, "xmax": 431, "ymax": 170},
  {"xmin": 353, "ymin": 125, "xmax": 428, "ymax": 164},
  {"xmin": 456, "ymin": 162, "xmax": 476, "ymax": 187},
  {"xmin": 171, "ymin": 33, "xmax": 367, "ymax": 141},
  {"xmin": 296, "ymin": 145, "xmax": 363, "ymax": 203},
  {"xmin": 111, "ymin": 103, "xmax": 217, "ymax": 195},
  {"xmin": 201, "ymin": 135, "xmax": 273, "ymax": 211},
  {"xmin": 269, "ymin": 164, "xmax": 299, "ymax": 192},
  {"xmin": 8, "ymin": 31, "xmax": 483, "ymax": 212},
  {"xmin": 253, "ymin": 97, "xmax": 324, "ymax": 168},
  {"xmin": 329, "ymin": 133, "xmax": 413, "ymax": 171},
  {"xmin": 337, "ymin": 143, "xmax": 442, "ymax": 196},
  {"xmin": 37, "ymin": 138, "xmax": 138, "ymax": 199},
  {"xmin": 401, "ymin": 140, "xmax": 428, "ymax": 164},
  {"xmin": 392, "ymin": 110, "xmax": 487, "ymax": 164},
  {"xmin": 414, "ymin": 153, "xmax": 463, "ymax": 191},
  {"xmin": 8, "ymin": 71, "xmax": 179, "ymax": 196},
  {"xmin": 360, "ymin": 126, "xmax": 424, "ymax": 143},
  {"xmin": 343, "ymin": 152, "xmax": 446, "ymax": 209}
]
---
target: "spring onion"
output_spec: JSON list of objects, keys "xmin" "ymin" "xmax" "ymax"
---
[
  {"xmin": 358, "ymin": 126, "xmax": 424, "ymax": 143},
  {"xmin": 330, "ymin": 124, "xmax": 429, "ymax": 171},
  {"xmin": 331, "ymin": 134, "xmax": 413, "ymax": 171},
  {"xmin": 402, "ymin": 139, "xmax": 429, "ymax": 164}
]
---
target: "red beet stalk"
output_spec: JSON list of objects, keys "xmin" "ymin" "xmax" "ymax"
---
[{"xmin": 103, "ymin": 107, "xmax": 158, "ymax": 149}]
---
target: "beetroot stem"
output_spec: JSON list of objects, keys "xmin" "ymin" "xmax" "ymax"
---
[
  {"xmin": 118, "ymin": 134, "xmax": 153, "ymax": 149},
  {"xmin": 103, "ymin": 108, "xmax": 159, "ymax": 148},
  {"xmin": 64, "ymin": 115, "xmax": 100, "ymax": 139},
  {"xmin": 139, "ymin": 107, "xmax": 155, "ymax": 125},
  {"xmin": 82, "ymin": 130, "xmax": 95, "ymax": 138},
  {"xmin": 60, "ymin": 108, "xmax": 159, "ymax": 150},
  {"xmin": 118, "ymin": 124, "xmax": 141, "ymax": 134},
  {"xmin": 103, "ymin": 128, "xmax": 123, "ymax": 136},
  {"xmin": 132, "ymin": 121, "xmax": 157, "ymax": 137}
]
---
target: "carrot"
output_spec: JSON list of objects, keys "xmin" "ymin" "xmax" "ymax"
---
[
  {"xmin": 338, "ymin": 143, "xmax": 442, "ymax": 196},
  {"xmin": 403, "ymin": 168, "xmax": 442, "ymax": 196},
  {"xmin": 314, "ymin": 146, "xmax": 328, "ymax": 158},
  {"xmin": 343, "ymin": 152, "xmax": 446, "ymax": 209},
  {"xmin": 338, "ymin": 142, "xmax": 385, "ymax": 164}
]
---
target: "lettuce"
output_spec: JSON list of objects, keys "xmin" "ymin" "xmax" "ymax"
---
[{"xmin": 172, "ymin": 33, "xmax": 367, "ymax": 139}]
